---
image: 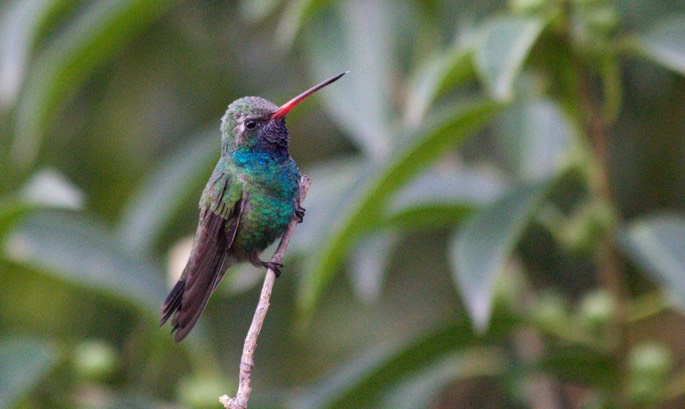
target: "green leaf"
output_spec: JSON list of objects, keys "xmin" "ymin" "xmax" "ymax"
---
[
  {"xmin": 289, "ymin": 157, "xmax": 366, "ymax": 254},
  {"xmin": 13, "ymin": 0, "xmax": 176, "ymax": 167},
  {"xmin": 0, "ymin": 200, "xmax": 33, "ymax": 240},
  {"xmin": 20, "ymin": 168, "xmax": 85, "ymax": 210},
  {"xmin": 348, "ymin": 230, "xmax": 400, "ymax": 303},
  {"xmin": 404, "ymin": 44, "xmax": 475, "ymax": 127},
  {"xmin": 627, "ymin": 16, "xmax": 685, "ymax": 76},
  {"xmin": 450, "ymin": 179, "xmax": 551, "ymax": 332},
  {"xmin": 0, "ymin": 0, "xmax": 56, "ymax": 109},
  {"xmin": 117, "ymin": 132, "xmax": 217, "ymax": 255},
  {"xmin": 388, "ymin": 166, "xmax": 503, "ymax": 215},
  {"xmin": 474, "ymin": 15, "xmax": 546, "ymax": 101},
  {"xmin": 378, "ymin": 353, "xmax": 465, "ymax": 409},
  {"xmin": 492, "ymin": 99, "xmax": 575, "ymax": 180},
  {"xmin": 4, "ymin": 211, "xmax": 167, "ymax": 314},
  {"xmin": 385, "ymin": 204, "xmax": 475, "ymax": 232},
  {"xmin": 239, "ymin": 0, "xmax": 282, "ymax": 23},
  {"xmin": 275, "ymin": 0, "xmax": 327, "ymax": 48},
  {"xmin": 535, "ymin": 347, "xmax": 615, "ymax": 388},
  {"xmin": 617, "ymin": 213, "xmax": 685, "ymax": 311},
  {"xmin": 296, "ymin": 318, "xmax": 513, "ymax": 409},
  {"xmin": 0, "ymin": 170, "xmax": 84, "ymax": 240},
  {"xmin": 303, "ymin": 0, "xmax": 401, "ymax": 158},
  {"xmin": 0, "ymin": 337, "xmax": 58, "ymax": 409},
  {"xmin": 298, "ymin": 100, "xmax": 504, "ymax": 316},
  {"xmin": 384, "ymin": 166, "xmax": 504, "ymax": 230}
]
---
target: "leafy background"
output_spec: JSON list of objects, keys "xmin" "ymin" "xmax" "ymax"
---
[{"xmin": 1, "ymin": 0, "xmax": 685, "ymax": 408}]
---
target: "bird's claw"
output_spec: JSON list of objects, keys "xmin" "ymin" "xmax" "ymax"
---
[
  {"xmin": 295, "ymin": 206, "xmax": 306, "ymax": 223},
  {"xmin": 263, "ymin": 261, "xmax": 283, "ymax": 277}
]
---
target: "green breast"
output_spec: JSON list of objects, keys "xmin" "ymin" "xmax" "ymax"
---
[{"xmin": 231, "ymin": 149, "xmax": 300, "ymax": 252}]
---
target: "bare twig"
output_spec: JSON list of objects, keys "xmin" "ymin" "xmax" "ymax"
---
[{"xmin": 220, "ymin": 175, "xmax": 312, "ymax": 409}]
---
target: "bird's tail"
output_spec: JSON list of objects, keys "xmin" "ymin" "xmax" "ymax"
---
[
  {"xmin": 160, "ymin": 207, "xmax": 237, "ymax": 342},
  {"xmin": 160, "ymin": 250, "xmax": 232, "ymax": 342},
  {"xmin": 160, "ymin": 278, "xmax": 185, "ymax": 327}
]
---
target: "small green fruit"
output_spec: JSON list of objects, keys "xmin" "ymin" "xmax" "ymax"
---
[
  {"xmin": 579, "ymin": 290, "xmax": 616, "ymax": 330},
  {"xmin": 629, "ymin": 342, "xmax": 672, "ymax": 380},
  {"xmin": 530, "ymin": 291, "xmax": 569, "ymax": 329},
  {"xmin": 586, "ymin": 6, "xmax": 619, "ymax": 34},
  {"xmin": 178, "ymin": 374, "xmax": 234, "ymax": 409},
  {"xmin": 73, "ymin": 340, "xmax": 118, "ymax": 381},
  {"xmin": 628, "ymin": 343, "xmax": 672, "ymax": 406}
]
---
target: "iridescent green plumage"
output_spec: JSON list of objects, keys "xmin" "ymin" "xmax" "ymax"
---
[{"xmin": 161, "ymin": 73, "xmax": 346, "ymax": 342}]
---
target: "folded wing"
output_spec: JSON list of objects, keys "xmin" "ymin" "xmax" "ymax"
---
[{"xmin": 161, "ymin": 172, "xmax": 243, "ymax": 342}]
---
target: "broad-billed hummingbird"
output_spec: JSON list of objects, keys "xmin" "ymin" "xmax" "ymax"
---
[{"xmin": 161, "ymin": 72, "xmax": 347, "ymax": 342}]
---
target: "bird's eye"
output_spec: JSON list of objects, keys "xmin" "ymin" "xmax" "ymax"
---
[{"xmin": 245, "ymin": 120, "xmax": 257, "ymax": 130}]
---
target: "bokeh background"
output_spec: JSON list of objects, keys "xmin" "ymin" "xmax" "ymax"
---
[{"xmin": 2, "ymin": 0, "xmax": 685, "ymax": 408}]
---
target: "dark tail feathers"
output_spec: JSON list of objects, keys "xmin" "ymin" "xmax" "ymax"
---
[{"xmin": 160, "ymin": 279, "xmax": 184, "ymax": 328}]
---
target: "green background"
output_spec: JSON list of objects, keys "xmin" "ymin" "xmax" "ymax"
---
[{"xmin": 1, "ymin": 0, "xmax": 685, "ymax": 408}]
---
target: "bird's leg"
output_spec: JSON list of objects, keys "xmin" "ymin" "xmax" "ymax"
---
[
  {"xmin": 263, "ymin": 261, "xmax": 283, "ymax": 277},
  {"xmin": 295, "ymin": 206, "xmax": 305, "ymax": 223},
  {"xmin": 250, "ymin": 254, "xmax": 283, "ymax": 277}
]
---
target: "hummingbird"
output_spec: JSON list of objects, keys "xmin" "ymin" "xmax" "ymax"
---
[{"xmin": 161, "ymin": 72, "xmax": 347, "ymax": 342}]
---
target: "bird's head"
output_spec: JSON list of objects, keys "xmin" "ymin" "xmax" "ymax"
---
[{"xmin": 219, "ymin": 72, "xmax": 347, "ymax": 154}]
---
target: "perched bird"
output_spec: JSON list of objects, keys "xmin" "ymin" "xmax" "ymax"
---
[{"xmin": 161, "ymin": 72, "xmax": 347, "ymax": 342}]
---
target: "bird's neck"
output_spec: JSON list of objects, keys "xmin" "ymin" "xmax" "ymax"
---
[{"xmin": 230, "ymin": 146, "xmax": 290, "ymax": 168}]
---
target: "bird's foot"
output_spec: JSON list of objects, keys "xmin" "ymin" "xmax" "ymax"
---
[
  {"xmin": 262, "ymin": 261, "xmax": 283, "ymax": 277},
  {"xmin": 295, "ymin": 206, "xmax": 305, "ymax": 223}
]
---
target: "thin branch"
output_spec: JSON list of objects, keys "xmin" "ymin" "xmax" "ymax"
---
[
  {"xmin": 220, "ymin": 175, "xmax": 312, "ymax": 409},
  {"xmin": 574, "ymin": 53, "xmax": 630, "ymax": 408}
]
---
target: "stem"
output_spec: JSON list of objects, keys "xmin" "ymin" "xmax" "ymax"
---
[
  {"xmin": 552, "ymin": 6, "xmax": 629, "ymax": 400},
  {"xmin": 574, "ymin": 53, "xmax": 629, "ymax": 407},
  {"xmin": 220, "ymin": 176, "xmax": 312, "ymax": 409},
  {"xmin": 600, "ymin": 55, "xmax": 622, "ymax": 124},
  {"xmin": 626, "ymin": 291, "xmax": 669, "ymax": 323}
]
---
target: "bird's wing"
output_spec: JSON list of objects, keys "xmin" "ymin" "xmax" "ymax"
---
[{"xmin": 160, "ymin": 171, "xmax": 244, "ymax": 342}]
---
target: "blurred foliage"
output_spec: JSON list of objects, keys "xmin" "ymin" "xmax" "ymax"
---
[{"xmin": 1, "ymin": 0, "xmax": 685, "ymax": 408}]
